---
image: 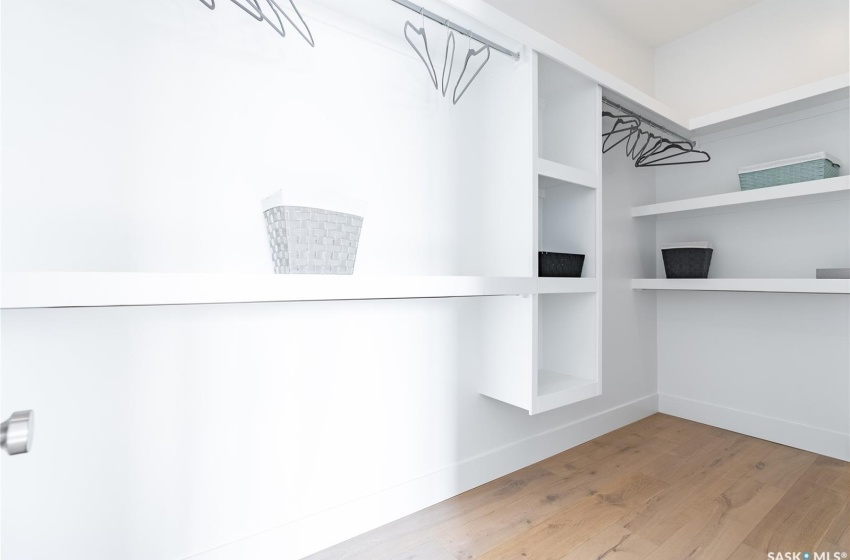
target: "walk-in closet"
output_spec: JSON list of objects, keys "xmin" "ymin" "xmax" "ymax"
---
[{"xmin": 1, "ymin": 0, "xmax": 848, "ymax": 558}]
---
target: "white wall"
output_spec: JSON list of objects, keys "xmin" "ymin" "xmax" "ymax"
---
[
  {"xmin": 481, "ymin": 0, "xmax": 656, "ymax": 95},
  {"xmin": 655, "ymin": 0, "xmax": 850, "ymax": 117},
  {"xmin": 653, "ymin": 102, "xmax": 850, "ymax": 459},
  {"xmin": 0, "ymin": 1, "xmax": 657, "ymax": 559},
  {"xmin": 600, "ymin": 148, "xmax": 658, "ymax": 416}
]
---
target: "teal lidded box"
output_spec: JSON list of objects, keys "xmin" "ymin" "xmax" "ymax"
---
[{"xmin": 738, "ymin": 152, "xmax": 840, "ymax": 190}]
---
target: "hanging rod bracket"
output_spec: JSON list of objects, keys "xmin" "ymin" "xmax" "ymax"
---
[{"xmin": 389, "ymin": 0, "xmax": 520, "ymax": 60}]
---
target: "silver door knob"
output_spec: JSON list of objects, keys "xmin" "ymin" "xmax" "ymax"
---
[{"xmin": 1, "ymin": 410, "xmax": 34, "ymax": 455}]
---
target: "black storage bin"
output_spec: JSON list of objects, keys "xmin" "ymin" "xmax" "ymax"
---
[
  {"xmin": 661, "ymin": 243, "xmax": 713, "ymax": 278},
  {"xmin": 539, "ymin": 252, "xmax": 585, "ymax": 278}
]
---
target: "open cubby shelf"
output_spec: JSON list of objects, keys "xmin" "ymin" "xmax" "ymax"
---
[
  {"xmin": 538, "ymin": 158, "xmax": 598, "ymax": 189},
  {"xmin": 535, "ymin": 370, "xmax": 599, "ymax": 413}
]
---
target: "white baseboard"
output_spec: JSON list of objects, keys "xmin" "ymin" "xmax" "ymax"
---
[
  {"xmin": 659, "ymin": 393, "xmax": 850, "ymax": 461},
  {"xmin": 183, "ymin": 394, "xmax": 659, "ymax": 560}
]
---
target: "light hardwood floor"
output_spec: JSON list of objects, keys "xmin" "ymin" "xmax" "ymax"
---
[{"xmin": 304, "ymin": 414, "xmax": 850, "ymax": 560}]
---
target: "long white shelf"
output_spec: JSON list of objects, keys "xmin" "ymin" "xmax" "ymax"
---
[
  {"xmin": 605, "ymin": 75, "xmax": 848, "ymax": 140},
  {"xmin": 689, "ymin": 74, "xmax": 850, "ymax": 135},
  {"xmin": 537, "ymin": 158, "xmax": 598, "ymax": 189},
  {"xmin": 0, "ymin": 273, "xmax": 602, "ymax": 309},
  {"xmin": 0, "ymin": 273, "xmax": 540, "ymax": 309},
  {"xmin": 631, "ymin": 176, "xmax": 850, "ymax": 218},
  {"xmin": 632, "ymin": 279, "xmax": 850, "ymax": 294}
]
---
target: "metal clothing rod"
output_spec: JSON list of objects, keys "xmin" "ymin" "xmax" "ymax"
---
[
  {"xmin": 602, "ymin": 97, "xmax": 694, "ymax": 147},
  {"xmin": 389, "ymin": 0, "xmax": 520, "ymax": 60}
]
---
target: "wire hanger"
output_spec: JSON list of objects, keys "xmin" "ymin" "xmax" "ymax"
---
[
  {"xmin": 267, "ymin": 0, "xmax": 315, "ymax": 47},
  {"xmin": 230, "ymin": 0, "xmax": 264, "ymax": 21},
  {"xmin": 636, "ymin": 141, "xmax": 711, "ymax": 166},
  {"xmin": 602, "ymin": 99, "xmax": 710, "ymax": 167},
  {"xmin": 453, "ymin": 34, "xmax": 490, "ymax": 105},
  {"xmin": 198, "ymin": 0, "xmax": 315, "ymax": 47},
  {"xmin": 601, "ymin": 112, "xmax": 640, "ymax": 153},
  {"xmin": 441, "ymin": 23, "xmax": 456, "ymax": 98},
  {"xmin": 261, "ymin": 0, "xmax": 286, "ymax": 37},
  {"xmin": 404, "ymin": 10, "xmax": 438, "ymax": 90}
]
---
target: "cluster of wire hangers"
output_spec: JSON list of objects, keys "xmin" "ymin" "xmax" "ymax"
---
[
  {"xmin": 602, "ymin": 98, "xmax": 710, "ymax": 167},
  {"xmin": 394, "ymin": 0, "xmax": 519, "ymax": 105},
  {"xmin": 197, "ymin": 0, "xmax": 315, "ymax": 47},
  {"xmin": 404, "ymin": 13, "xmax": 488, "ymax": 105}
]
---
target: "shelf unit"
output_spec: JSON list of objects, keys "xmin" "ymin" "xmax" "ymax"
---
[
  {"xmin": 478, "ymin": 52, "xmax": 602, "ymax": 415},
  {"xmin": 534, "ymin": 53, "xmax": 602, "ymax": 414},
  {"xmin": 632, "ymin": 278, "xmax": 850, "ymax": 294},
  {"xmin": 632, "ymin": 176, "xmax": 850, "ymax": 218}
]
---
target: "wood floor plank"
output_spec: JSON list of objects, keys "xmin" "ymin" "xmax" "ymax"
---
[
  {"xmin": 387, "ymin": 540, "xmax": 456, "ymax": 560},
  {"xmin": 537, "ymin": 439, "xmax": 622, "ymax": 476},
  {"xmin": 743, "ymin": 461, "xmax": 847, "ymax": 553},
  {"xmin": 801, "ymin": 456, "xmax": 850, "ymax": 494},
  {"xmin": 649, "ymin": 417, "xmax": 713, "ymax": 446},
  {"xmin": 641, "ymin": 478, "xmax": 786, "ymax": 560},
  {"xmin": 725, "ymin": 544, "xmax": 768, "ymax": 560},
  {"xmin": 640, "ymin": 451, "xmax": 716, "ymax": 485},
  {"xmin": 543, "ymin": 435, "xmax": 678, "ymax": 487},
  {"xmin": 303, "ymin": 465, "xmax": 557, "ymax": 560},
  {"xmin": 475, "ymin": 473, "xmax": 669, "ymax": 560},
  {"xmin": 686, "ymin": 434, "xmax": 776, "ymax": 475},
  {"xmin": 620, "ymin": 466, "xmax": 744, "ymax": 545},
  {"xmin": 669, "ymin": 432, "xmax": 729, "ymax": 461},
  {"xmin": 558, "ymin": 523, "xmax": 658, "ymax": 560},
  {"xmin": 303, "ymin": 416, "xmax": 850, "ymax": 560},
  {"xmin": 817, "ymin": 498, "xmax": 850, "ymax": 553},
  {"xmin": 437, "ymin": 473, "xmax": 600, "ymax": 559},
  {"xmin": 743, "ymin": 444, "xmax": 817, "ymax": 490}
]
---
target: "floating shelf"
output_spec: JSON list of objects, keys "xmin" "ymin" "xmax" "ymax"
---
[
  {"xmin": 632, "ymin": 279, "xmax": 850, "ymax": 294},
  {"xmin": 536, "ymin": 277, "xmax": 597, "ymax": 294},
  {"xmin": 689, "ymin": 73, "xmax": 850, "ymax": 135},
  {"xmin": 631, "ymin": 176, "xmax": 850, "ymax": 218},
  {"xmin": 0, "ymin": 273, "xmax": 604, "ymax": 309},
  {"xmin": 535, "ymin": 370, "xmax": 599, "ymax": 414},
  {"xmin": 603, "ymin": 74, "xmax": 849, "ymax": 141},
  {"xmin": 537, "ymin": 158, "xmax": 598, "ymax": 189},
  {"xmin": 0, "ymin": 273, "xmax": 543, "ymax": 309}
]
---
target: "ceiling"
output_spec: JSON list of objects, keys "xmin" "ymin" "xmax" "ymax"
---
[{"xmin": 575, "ymin": 0, "xmax": 763, "ymax": 47}]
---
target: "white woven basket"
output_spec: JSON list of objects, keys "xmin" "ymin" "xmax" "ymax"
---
[{"xmin": 262, "ymin": 190, "xmax": 366, "ymax": 274}]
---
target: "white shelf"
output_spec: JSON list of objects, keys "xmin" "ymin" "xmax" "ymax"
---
[
  {"xmin": 0, "ymin": 273, "xmax": 605, "ymax": 309},
  {"xmin": 536, "ymin": 277, "xmax": 597, "ymax": 294},
  {"xmin": 0, "ymin": 273, "xmax": 544, "ymax": 309},
  {"xmin": 535, "ymin": 370, "xmax": 599, "ymax": 413},
  {"xmin": 632, "ymin": 279, "xmax": 850, "ymax": 294},
  {"xmin": 631, "ymin": 176, "xmax": 850, "ymax": 218},
  {"xmin": 689, "ymin": 74, "xmax": 850, "ymax": 135},
  {"xmin": 537, "ymin": 158, "xmax": 598, "ymax": 189}
]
